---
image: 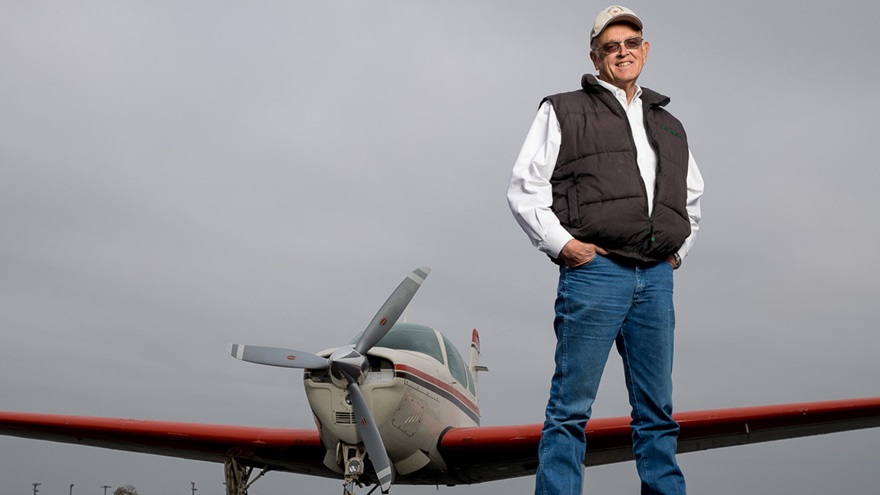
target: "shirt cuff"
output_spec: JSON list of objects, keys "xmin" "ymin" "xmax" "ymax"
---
[{"xmin": 541, "ymin": 227, "xmax": 574, "ymax": 259}]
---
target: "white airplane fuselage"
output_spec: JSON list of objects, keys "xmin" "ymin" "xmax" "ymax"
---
[{"xmin": 304, "ymin": 324, "xmax": 481, "ymax": 478}]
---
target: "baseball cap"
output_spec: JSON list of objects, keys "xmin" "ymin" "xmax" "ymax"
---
[{"xmin": 591, "ymin": 5, "xmax": 643, "ymax": 40}]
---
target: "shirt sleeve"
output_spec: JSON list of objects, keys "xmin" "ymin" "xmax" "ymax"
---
[
  {"xmin": 676, "ymin": 150, "xmax": 704, "ymax": 262},
  {"xmin": 507, "ymin": 101, "xmax": 572, "ymax": 258}
]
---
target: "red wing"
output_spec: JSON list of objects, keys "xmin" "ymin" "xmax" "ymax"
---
[
  {"xmin": 4, "ymin": 397, "xmax": 880, "ymax": 486},
  {"xmin": 438, "ymin": 397, "xmax": 880, "ymax": 484},
  {"xmin": 0, "ymin": 411, "xmax": 334, "ymax": 479}
]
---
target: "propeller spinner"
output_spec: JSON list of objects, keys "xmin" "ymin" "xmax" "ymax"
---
[{"xmin": 227, "ymin": 266, "xmax": 431, "ymax": 493}]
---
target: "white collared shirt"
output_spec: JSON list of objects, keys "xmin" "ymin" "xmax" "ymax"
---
[{"xmin": 507, "ymin": 81, "xmax": 703, "ymax": 261}]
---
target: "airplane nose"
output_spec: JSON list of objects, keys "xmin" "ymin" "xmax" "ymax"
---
[{"xmin": 328, "ymin": 347, "xmax": 369, "ymax": 389}]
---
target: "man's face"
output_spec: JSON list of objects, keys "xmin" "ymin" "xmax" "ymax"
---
[{"xmin": 589, "ymin": 23, "xmax": 650, "ymax": 90}]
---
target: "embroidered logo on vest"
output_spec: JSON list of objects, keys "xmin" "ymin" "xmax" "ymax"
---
[{"xmin": 662, "ymin": 125, "xmax": 682, "ymax": 137}]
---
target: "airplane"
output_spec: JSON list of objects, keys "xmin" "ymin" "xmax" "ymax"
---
[{"xmin": 1, "ymin": 266, "xmax": 879, "ymax": 495}]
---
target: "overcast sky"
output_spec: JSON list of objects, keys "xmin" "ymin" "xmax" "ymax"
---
[{"xmin": 2, "ymin": 1, "xmax": 879, "ymax": 494}]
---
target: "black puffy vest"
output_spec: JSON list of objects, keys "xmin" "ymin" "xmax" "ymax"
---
[{"xmin": 544, "ymin": 74, "xmax": 690, "ymax": 262}]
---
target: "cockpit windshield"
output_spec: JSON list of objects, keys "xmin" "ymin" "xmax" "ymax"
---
[{"xmin": 349, "ymin": 323, "xmax": 444, "ymax": 364}]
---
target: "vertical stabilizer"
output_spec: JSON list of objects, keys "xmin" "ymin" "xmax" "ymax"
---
[{"xmin": 468, "ymin": 329, "xmax": 489, "ymax": 397}]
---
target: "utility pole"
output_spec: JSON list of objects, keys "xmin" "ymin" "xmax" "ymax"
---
[
  {"xmin": 190, "ymin": 481, "xmax": 197, "ymax": 495},
  {"xmin": 32, "ymin": 482, "xmax": 41, "ymax": 495},
  {"xmin": 101, "ymin": 485, "xmax": 111, "ymax": 495}
]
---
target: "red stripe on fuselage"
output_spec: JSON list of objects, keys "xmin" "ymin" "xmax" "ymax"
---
[{"xmin": 393, "ymin": 364, "xmax": 480, "ymax": 419}]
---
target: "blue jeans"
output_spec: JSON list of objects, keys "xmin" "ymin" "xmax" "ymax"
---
[{"xmin": 535, "ymin": 255, "xmax": 686, "ymax": 495}]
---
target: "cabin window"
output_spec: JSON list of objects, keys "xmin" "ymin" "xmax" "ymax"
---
[
  {"xmin": 442, "ymin": 335, "xmax": 468, "ymax": 389},
  {"xmin": 465, "ymin": 367, "xmax": 476, "ymax": 395}
]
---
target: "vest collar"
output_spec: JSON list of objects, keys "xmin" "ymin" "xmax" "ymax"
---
[{"xmin": 580, "ymin": 73, "xmax": 670, "ymax": 108}]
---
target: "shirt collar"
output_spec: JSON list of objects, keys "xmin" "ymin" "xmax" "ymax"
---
[{"xmin": 595, "ymin": 78, "xmax": 642, "ymax": 105}]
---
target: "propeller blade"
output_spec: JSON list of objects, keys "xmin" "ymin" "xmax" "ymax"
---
[
  {"xmin": 346, "ymin": 380, "xmax": 393, "ymax": 492},
  {"xmin": 354, "ymin": 266, "xmax": 431, "ymax": 355},
  {"xmin": 227, "ymin": 344, "xmax": 329, "ymax": 370}
]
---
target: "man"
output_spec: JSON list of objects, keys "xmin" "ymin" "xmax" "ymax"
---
[{"xmin": 507, "ymin": 5, "xmax": 703, "ymax": 495}]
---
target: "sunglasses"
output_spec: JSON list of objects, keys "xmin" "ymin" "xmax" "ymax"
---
[{"xmin": 593, "ymin": 36, "xmax": 644, "ymax": 55}]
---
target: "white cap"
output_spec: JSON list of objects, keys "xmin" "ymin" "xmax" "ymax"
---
[{"xmin": 591, "ymin": 5, "xmax": 643, "ymax": 40}]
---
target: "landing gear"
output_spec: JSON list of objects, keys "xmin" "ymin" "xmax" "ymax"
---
[
  {"xmin": 340, "ymin": 443, "xmax": 367, "ymax": 495},
  {"xmin": 343, "ymin": 478, "xmax": 383, "ymax": 495},
  {"xmin": 338, "ymin": 443, "xmax": 386, "ymax": 495},
  {"xmin": 224, "ymin": 459, "xmax": 268, "ymax": 495},
  {"xmin": 349, "ymin": 484, "xmax": 383, "ymax": 495},
  {"xmin": 222, "ymin": 448, "xmax": 388, "ymax": 495}
]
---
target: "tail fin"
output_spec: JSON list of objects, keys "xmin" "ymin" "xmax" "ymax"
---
[{"xmin": 468, "ymin": 329, "xmax": 489, "ymax": 397}]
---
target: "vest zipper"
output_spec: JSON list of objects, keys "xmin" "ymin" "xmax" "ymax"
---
[
  {"xmin": 624, "ymin": 102, "xmax": 654, "ymax": 241},
  {"xmin": 641, "ymin": 104, "xmax": 662, "ymax": 255}
]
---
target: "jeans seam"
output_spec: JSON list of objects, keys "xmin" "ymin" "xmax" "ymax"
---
[
  {"xmin": 619, "ymin": 332, "xmax": 653, "ymax": 482},
  {"xmin": 554, "ymin": 272, "xmax": 569, "ymax": 421},
  {"xmin": 628, "ymin": 270, "xmax": 651, "ymax": 481}
]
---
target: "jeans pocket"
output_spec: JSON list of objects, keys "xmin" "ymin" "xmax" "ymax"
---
[{"xmin": 568, "ymin": 253, "xmax": 602, "ymax": 270}]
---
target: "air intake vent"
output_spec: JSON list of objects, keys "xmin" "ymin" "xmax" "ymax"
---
[{"xmin": 335, "ymin": 412, "xmax": 356, "ymax": 424}]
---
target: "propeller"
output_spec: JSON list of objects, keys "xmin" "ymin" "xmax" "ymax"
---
[
  {"xmin": 354, "ymin": 266, "xmax": 431, "ymax": 354},
  {"xmin": 227, "ymin": 266, "xmax": 431, "ymax": 493},
  {"xmin": 226, "ymin": 344, "xmax": 328, "ymax": 370}
]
